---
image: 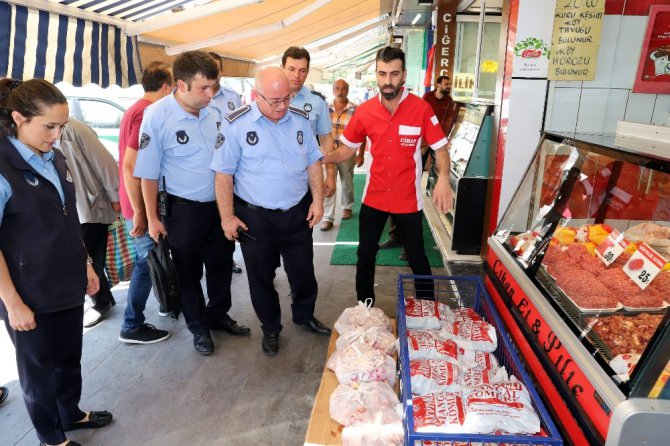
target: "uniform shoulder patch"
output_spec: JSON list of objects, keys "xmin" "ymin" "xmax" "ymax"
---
[
  {"xmin": 225, "ymin": 105, "xmax": 251, "ymax": 123},
  {"xmin": 310, "ymin": 90, "xmax": 326, "ymax": 100},
  {"xmin": 289, "ymin": 106, "xmax": 309, "ymax": 119}
]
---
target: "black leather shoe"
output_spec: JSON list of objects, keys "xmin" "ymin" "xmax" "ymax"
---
[
  {"xmin": 294, "ymin": 318, "xmax": 332, "ymax": 336},
  {"xmin": 63, "ymin": 410, "xmax": 113, "ymax": 431},
  {"xmin": 40, "ymin": 442, "xmax": 81, "ymax": 446},
  {"xmin": 262, "ymin": 333, "xmax": 279, "ymax": 356},
  {"xmin": 232, "ymin": 261, "xmax": 243, "ymax": 274},
  {"xmin": 211, "ymin": 319, "xmax": 251, "ymax": 336},
  {"xmin": 379, "ymin": 238, "xmax": 401, "ymax": 249},
  {"xmin": 193, "ymin": 333, "xmax": 214, "ymax": 355},
  {"xmin": 399, "ymin": 248, "xmax": 408, "ymax": 261},
  {"xmin": 0, "ymin": 386, "xmax": 8, "ymax": 405}
]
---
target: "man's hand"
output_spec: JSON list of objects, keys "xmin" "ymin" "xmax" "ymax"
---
[
  {"xmin": 148, "ymin": 219, "xmax": 168, "ymax": 242},
  {"xmin": 324, "ymin": 174, "xmax": 336, "ymax": 198},
  {"xmin": 221, "ymin": 215, "xmax": 247, "ymax": 241},
  {"xmin": 356, "ymin": 151, "xmax": 365, "ymax": 167},
  {"xmin": 432, "ymin": 176, "xmax": 454, "ymax": 213},
  {"xmin": 111, "ymin": 202, "xmax": 121, "ymax": 213},
  {"xmin": 306, "ymin": 201, "xmax": 324, "ymax": 228},
  {"xmin": 7, "ymin": 299, "xmax": 35, "ymax": 331},
  {"xmin": 130, "ymin": 212, "xmax": 148, "ymax": 237},
  {"xmin": 86, "ymin": 263, "xmax": 100, "ymax": 296}
]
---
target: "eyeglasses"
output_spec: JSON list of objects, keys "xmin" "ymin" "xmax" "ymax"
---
[{"xmin": 258, "ymin": 93, "xmax": 291, "ymax": 107}]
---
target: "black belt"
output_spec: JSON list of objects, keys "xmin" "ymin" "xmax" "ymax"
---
[
  {"xmin": 168, "ymin": 194, "xmax": 213, "ymax": 206},
  {"xmin": 234, "ymin": 195, "xmax": 307, "ymax": 213}
]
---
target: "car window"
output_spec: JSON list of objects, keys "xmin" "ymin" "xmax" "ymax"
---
[{"xmin": 78, "ymin": 99, "xmax": 124, "ymax": 129}]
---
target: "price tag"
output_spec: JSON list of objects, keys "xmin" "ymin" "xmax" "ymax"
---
[
  {"xmin": 595, "ymin": 229, "xmax": 629, "ymax": 266},
  {"xmin": 623, "ymin": 242, "xmax": 667, "ymax": 290}
]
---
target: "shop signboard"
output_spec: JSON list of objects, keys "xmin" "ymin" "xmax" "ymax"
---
[
  {"xmin": 433, "ymin": 0, "xmax": 459, "ymax": 84},
  {"xmin": 512, "ymin": 0, "xmax": 556, "ymax": 78},
  {"xmin": 633, "ymin": 5, "xmax": 670, "ymax": 94},
  {"xmin": 548, "ymin": 0, "xmax": 606, "ymax": 81}
]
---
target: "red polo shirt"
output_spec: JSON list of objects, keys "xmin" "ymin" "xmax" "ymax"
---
[{"xmin": 341, "ymin": 89, "xmax": 447, "ymax": 213}]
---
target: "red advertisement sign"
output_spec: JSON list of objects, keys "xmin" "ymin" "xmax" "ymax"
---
[{"xmin": 633, "ymin": 5, "xmax": 670, "ymax": 93}]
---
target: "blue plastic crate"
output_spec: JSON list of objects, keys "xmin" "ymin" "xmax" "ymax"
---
[{"xmin": 397, "ymin": 275, "xmax": 563, "ymax": 446}]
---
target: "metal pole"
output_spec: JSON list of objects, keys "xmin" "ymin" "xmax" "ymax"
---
[{"xmin": 473, "ymin": 0, "xmax": 487, "ymax": 101}]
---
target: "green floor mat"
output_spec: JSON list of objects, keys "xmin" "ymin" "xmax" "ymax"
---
[{"xmin": 329, "ymin": 174, "xmax": 443, "ymax": 267}]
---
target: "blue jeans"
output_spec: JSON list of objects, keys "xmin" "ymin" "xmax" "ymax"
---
[{"xmin": 121, "ymin": 219, "xmax": 154, "ymax": 332}]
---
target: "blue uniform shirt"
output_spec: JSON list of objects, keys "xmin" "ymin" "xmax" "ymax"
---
[
  {"xmin": 0, "ymin": 137, "xmax": 64, "ymax": 223},
  {"xmin": 134, "ymin": 93, "xmax": 224, "ymax": 202},
  {"xmin": 210, "ymin": 103, "xmax": 322, "ymax": 210},
  {"xmin": 210, "ymin": 85, "xmax": 242, "ymax": 116},
  {"xmin": 290, "ymin": 86, "xmax": 331, "ymax": 137}
]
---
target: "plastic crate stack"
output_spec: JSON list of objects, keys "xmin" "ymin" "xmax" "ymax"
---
[
  {"xmin": 327, "ymin": 302, "xmax": 403, "ymax": 445},
  {"xmin": 397, "ymin": 275, "xmax": 564, "ymax": 446}
]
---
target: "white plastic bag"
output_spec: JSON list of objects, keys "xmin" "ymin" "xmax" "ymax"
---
[
  {"xmin": 410, "ymin": 359, "xmax": 463, "ymax": 395},
  {"xmin": 440, "ymin": 319, "xmax": 498, "ymax": 353},
  {"xmin": 407, "ymin": 329, "xmax": 460, "ymax": 363},
  {"xmin": 341, "ymin": 413, "xmax": 404, "ymax": 446},
  {"xmin": 413, "ymin": 392, "xmax": 467, "ymax": 433},
  {"xmin": 336, "ymin": 326, "xmax": 397, "ymax": 356},
  {"xmin": 405, "ymin": 297, "xmax": 449, "ymax": 330},
  {"xmin": 334, "ymin": 302, "xmax": 391, "ymax": 334},
  {"xmin": 329, "ymin": 381, "xmax": 400, "ymax": 426},
  {"xmin": 327, "ymin": 342, "xmax": 396, "ymax": 387}
]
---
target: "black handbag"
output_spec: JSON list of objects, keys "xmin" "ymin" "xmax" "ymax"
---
[{"xmin": 147, "ymin": 235, "xmax": 181, "ymax": 319}]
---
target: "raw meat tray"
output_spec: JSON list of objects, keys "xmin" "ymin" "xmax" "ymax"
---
[{"xmin": 396, "ymin": 275, "xmax": 563, "ymax": 446}]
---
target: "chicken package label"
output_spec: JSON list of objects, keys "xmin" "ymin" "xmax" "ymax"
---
[
  {"xmin": 595, "ymin": 228, "xmax": 629, "ymax": 266},
  {"xmin": 623, "ymin": 242, "xmax": 667, "ymax": 290},
  {"xmin": 408, "ymin": 330, "xmax": 460, "ymax": 362},
  {"xmin": 413, "ymin": 392, "xmax": 466, "ymax": 433}
]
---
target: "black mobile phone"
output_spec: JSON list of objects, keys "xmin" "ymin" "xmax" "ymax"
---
[{"xmin": 158, "ymin": 177, "xmax": 169, "ymax": 217}]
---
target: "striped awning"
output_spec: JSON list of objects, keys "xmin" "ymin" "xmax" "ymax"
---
[{"xmin": 0, "ymin": 1, "xmax": 142, "ymax": 87}]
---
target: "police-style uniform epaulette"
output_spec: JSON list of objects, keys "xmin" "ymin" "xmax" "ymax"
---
[
  {"xmin": 310, "ymin": 90, "xmax": 326, "ymax": 100},
  {"xmin": 225, "ymin": 105, "xmax": 251, "ymax": 123},
  {"xmin": 289, "ymin": 107, "xmax": 309, "ymax": 119}
]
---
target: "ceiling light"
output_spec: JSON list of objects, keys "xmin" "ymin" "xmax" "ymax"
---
[{"xmin": 411, "ymin": 13, "xmax": 422, "ymax": 25}]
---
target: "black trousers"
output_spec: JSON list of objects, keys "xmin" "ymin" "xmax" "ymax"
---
[
  {"xmin": 236, "ymin": 194, "xmax": 317, "ymax": 336},
  {"xmin": 4, "ymin": 306, "xmax": 86, "ymax": 445},
  {"xmin": 163, "ymin": 199, "xmax": 234, "ymax": 334},
  {"xmin": 356, "ymin": 204, "xmax": 433, "ymax": 300},
  {"xmin": 81, "ymin": 223, "xmax": 114, "ymax": 309}
]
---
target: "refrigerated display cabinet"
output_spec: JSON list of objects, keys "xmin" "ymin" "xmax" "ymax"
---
[{"xmin": 484, "ymin": 133, "xmax": 670, "ymax": 446}]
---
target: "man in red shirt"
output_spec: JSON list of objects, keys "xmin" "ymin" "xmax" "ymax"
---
[
  {"xmin": 117, "ymin": 62, "xmax": 172, "ymax": 344},
  {"xmin": 323, "ymin": 47, "xmax": 453, "ymax": 305}
]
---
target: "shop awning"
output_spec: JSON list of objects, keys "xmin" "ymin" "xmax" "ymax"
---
[{"xmin": 0, "ymin": 1, "xmax": 142, "ymax": 87}]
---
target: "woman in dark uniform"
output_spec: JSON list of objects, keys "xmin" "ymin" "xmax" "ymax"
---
[{"xmin": 0, "ymin": 78, "xmax": 113, "ymax": 446}]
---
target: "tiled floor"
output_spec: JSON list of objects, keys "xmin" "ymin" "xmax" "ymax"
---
[{"xmin": 0, "ymin": 205, "xmax": 482, "ymax": 446}]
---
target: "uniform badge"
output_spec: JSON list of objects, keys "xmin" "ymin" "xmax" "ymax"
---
[
  {"xmin": 215, "ymin": 133, "xmax": 225, "ymax": 149},
  {"xmin": 65, "ymin": 169, "xmax": 73, "ymax": 182},
  {"xmin": 297, "ymin": 131, "xmax": 303, "ymax": 145},
  {"xmin": 303, "ymin": 103, "xmax": 313, "ymax": 112},
  {"xmin": 23, "ymin": 172, "xmax": 39, "ymax": 187},
  {"xmin": 228, "ymin": 101, "xmax": 235, "ymax": 110},
  {"xmin": 139, "ymin": 133, "xmax": 150, "ymax": 150},
  {"xmin": 176, "ymin": 130, "xmax": 189, "ymax": 144},
  {"xmin": 246, "ymin": 131, "xmax": 259, "ymax": 146}
]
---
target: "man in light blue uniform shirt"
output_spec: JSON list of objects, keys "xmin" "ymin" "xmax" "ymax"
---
[
  {"xmin": 212, "ymin": 66, "xmax": 331, "ymax": 357},
  {"xmin": 282, "ymin": 46, "xmax": 337, "ymax": 198},
  {"xmin": 134, "ymin": 50, "xmax": 250, "ymax": 356},
  {"xmin": 208, "ymin": 51, "xmax": 244, "ymax": 275}
]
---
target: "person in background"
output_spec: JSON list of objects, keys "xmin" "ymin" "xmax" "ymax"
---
[
  {"xmin": 0, "ymin": 78, "xmax": 112, "ymax": 446},
  {"xmin": 323, "ymin": 47, "xmax": 453, "ymax": 306},
  {"xmin": 212, "ymin": 67, "xmax": 331, "ymax": 356},
  {"xmin": 117, "ymin": 61, "xmax": 172, "ymax": 345},
  {"xmin": 135, "ymin": 51, "xmax": 250, "ymax": 356},
  {"xmin": 59, "ymin": 118, "xmax": 119, "ymax": 328},
  {"xmin": 320, "ymin": 79, "xmax": 365, "ymax": 231},
  {"xmin": 208, "ymin": 51, "xmax": 244, "ymax": 274},
  {"xmin": 282, "ymin": 46, "xmax": 336, "ymax": 199}
]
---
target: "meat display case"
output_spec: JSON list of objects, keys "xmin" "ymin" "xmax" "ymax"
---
[{"xmin": 484, "ymin": 133, "xmax": 670, "ymax": 446}]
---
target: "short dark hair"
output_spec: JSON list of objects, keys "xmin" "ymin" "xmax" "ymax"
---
[
  {"xmin": 142, "ymin": 61, "xmax": 172, "ymax": 92},
  {"xmin": 208, "ymin": 51, "xmax": 224, "ymax": 71},
  {"xmin": 0, "ymin": 78, "xmax": 67, "ymax": 138},
  {"xmin": 172, "ymin": 50, "xmax": 218, "ymax": 87},
  {"xmin": 376, "ymin": 46, "xmax": 405, "ymax": 71},
  {"xmin": 282, "ymin": 46, "xmax": 311, "ymax": 68},
  {"xmin": 436, "ymin": 75, "xmax": 449, "ymax": 84}
]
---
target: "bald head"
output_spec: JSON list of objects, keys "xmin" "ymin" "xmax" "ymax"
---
[
  {"xmin": 254, "ymin": 66, "xmax": 291, "ymax": 122},
  {"xmin": 333, "ymin": 79, "xmax": 349, "ymax": 103}
]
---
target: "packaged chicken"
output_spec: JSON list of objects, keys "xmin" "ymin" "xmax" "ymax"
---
[
  {"xmin": 327, "ymin": 341, "xmax": 396, "ymax": 387},
  {"xmin": 407, "ymin": 329, "xmax": 460, "ymax": 363},
  {"xmin": 329, "ymin": 381, "xmax": 400, "ymax": 426},
  {"xmin": 440, "ymin": 319, "xmax": 498, "ymax": 353},
  {"xmin": 413, "ymin": 392, "xmax": 467, "ymax": 433},
  {"xmin": 341, "ymin": 414, "xmax": 404, "ymax": 446},
  {"xmin": 405, "ymin": 297, "xmax": 449, "ymax": 330},
  {"xmin": 410, "ymin": 359, "xmax": 463, "ymax": 395},
  {"xmin": 334, "ymin": 302, "xmax": 391, "ymax": 334},
  {"xmin": 336, "ymin": 326, "xmax": 397, "ymax": 356}
]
